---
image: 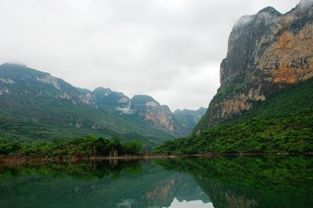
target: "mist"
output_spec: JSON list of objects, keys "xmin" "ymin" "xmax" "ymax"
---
[{"xmin": 0, "ymin": 0, "xmax": 300, "ymax": 110}]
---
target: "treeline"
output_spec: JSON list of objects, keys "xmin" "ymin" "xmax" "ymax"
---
[
  {"xmin": 0, "ymin": 136, "xmax": 143, "ymax": 157},
  {"xmin": 155, "ymin": 77, "xmax": 313, "ymax": 154},
  {"xmin": 155, "ymin": 114, "xmax": 313, "ymax": 154}
]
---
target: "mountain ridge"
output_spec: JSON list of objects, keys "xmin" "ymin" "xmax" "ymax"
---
[{"xmin": 0, "ymin": 63, "xmax": 205, "ymax": 146}]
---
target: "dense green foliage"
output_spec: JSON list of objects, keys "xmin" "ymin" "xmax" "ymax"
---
[
  {"xmin": 156, "ymin": 78, "xmax": 313, "ymax": 153},
  {"xmin": 193, "ymin": 73, "xmax": 248, "ymax": 132},
  {"xmin": 159, "ymin": 156, "xmax": 313, "ymax": 208},
  {"xmin": 0, "ymin": 136, "xmax": 143, "ymax": 157},
  {"xmin": 0, "ymin": 64, "xmax": 176, "ymax": 147}
]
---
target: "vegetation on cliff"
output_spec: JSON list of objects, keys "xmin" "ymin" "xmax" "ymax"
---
[
  {"xmin": 158, "ymin": 2, "xmax": 313, "ymax": 154},
  {"xmin": 155, "ymin": 78, "xmax": 313, "ymax": 154},
  {"xmin": 0, "ymin": 64, "xmax": 205, "ymax": 148},
  {"xmin": 195, "ymin": 2, "xmax": 313, "ymax": 132}
]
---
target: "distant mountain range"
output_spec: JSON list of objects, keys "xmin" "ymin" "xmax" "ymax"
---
[{"xmin": 0, "ymin": 63, "xmax": 205, "ymax": 147}]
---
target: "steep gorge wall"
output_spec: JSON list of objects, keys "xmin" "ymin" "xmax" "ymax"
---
[{"xmin": 196, "ymin": 0, "xmax": 313, "ymax": 132}]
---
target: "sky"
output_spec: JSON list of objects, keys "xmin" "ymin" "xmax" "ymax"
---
[{"xmin": 0, "ymin": 0, "xmax": 300, "ymax": 111}]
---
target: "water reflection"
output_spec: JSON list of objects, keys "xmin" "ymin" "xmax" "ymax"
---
[
  {"xmin": 0, "ymin": 159, "xmax": 210, "ymax": 208},
  {"xmin": 0, "ymin": 156, "xmax": 312, "ymax": 208},
  {"xmin": 165, "ymin": 198, "xmax": 214, "ymax": 208}
]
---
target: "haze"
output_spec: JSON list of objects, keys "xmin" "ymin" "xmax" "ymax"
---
[{"xmin": 0, "ymin": 0, "xmax": 299, "ymax": 110}]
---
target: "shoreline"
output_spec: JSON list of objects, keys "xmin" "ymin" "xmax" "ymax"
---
[
  {"xmin": 0, "ymin": 154, "xmax": 178, "ymax": 165},
  {"xmin": 1, "ymin": 152, "xmax": 313, "ymax": 165}
]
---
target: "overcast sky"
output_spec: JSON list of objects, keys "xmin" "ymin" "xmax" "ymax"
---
[{"xmin": 0, "ymin": 0, "xmax": 300, "ymax": 111}]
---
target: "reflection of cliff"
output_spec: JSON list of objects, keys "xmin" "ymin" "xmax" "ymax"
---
[
  {"xmin": 3, "ymin": 157, "xmax": 312, "ymax": 208},
  {"xmin": 158, "ymin": 157, "xmax": 313, "ymax": 208},
  {"xmin": 144, "ymin": 172, "xmax": 210, "ymax": 207},
  {"xmin": 0, "ymin": 161, "xmax": 210, "ymax": 208},
  {"xmin": 200, "ymin": 183, "xmax": 258, "ymax": 208}
]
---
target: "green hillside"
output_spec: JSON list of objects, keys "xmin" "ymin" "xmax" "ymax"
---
[
  {"xmin": 174, "ymin": 107, "xmax": 206, "ymax": 136},
  {"xmin": 156, "ymin": 78, "xmax": 313, "ymax": 153},
  {"xmin": 0, "ymin": 64, "xmax": 174, "ymax": 147}
]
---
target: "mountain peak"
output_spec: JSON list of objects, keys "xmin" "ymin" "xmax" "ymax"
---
[
  {"xmin": 93, "ymin": 87, "xmax": 112, "ymax": 94},
  {"xmin": 257, "ymin": 6, "xmax": 281, "ymax": 16},
  {"xmin": 197, "ymin": 0, "xmax": 313, "ymax": 131},
  {"xmin": 131, "ymin": 95, "xmax": 157, "ymax": 104},
  {"xmin": 234, "ymin": 6, "xmax": 281, "ymax": 29},
  {"xmin": 1, "ymin": 62, "xmax": 27, "ymax": 68},
  {"xmin": 0, "ymin": 62, "xmax": 49, "ymax": 78}
]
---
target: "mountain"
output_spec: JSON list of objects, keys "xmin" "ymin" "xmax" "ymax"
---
[
  {"xmin": 195, "ymin": 0, "xmax": 313, "ymax": 132},
  {"xmin": 174, "ymin": 107, "xmax": 206, "ymax": 135},
  {"xmin": 156, "ymin": 1, "xmax": 313, "ymax": 154},
  {"xmin": 156, "ymin": 76, "xmax": 313, "ymax": 153},
  {"xmin": 0, "ymin": 63, "xmax": 204, "ymax": 146},
  {"xmin": 130, "ymin": 95, "xmax": 176, "ymax": 131}
]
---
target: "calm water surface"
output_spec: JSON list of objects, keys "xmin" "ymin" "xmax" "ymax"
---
[{"xmin": 0, "ymin": 156, "xmax": 313, "ymax": 208}]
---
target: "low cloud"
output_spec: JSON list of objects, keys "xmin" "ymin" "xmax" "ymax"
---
[{"xmin": 0, "ymin": 0, "xmax": 299, "ymax": 110}]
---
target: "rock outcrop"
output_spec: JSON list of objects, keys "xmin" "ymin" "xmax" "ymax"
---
[
  {"xmin": 196, "ymin": 0, "xmax": 313, "ymax": 131},
  {"xmin": 0, "ymin": 63, "xmax": 206, "ymax": 141},
  {"xmin": 131, "ymin": 95, "xmax": 176, "ymax": 131}
]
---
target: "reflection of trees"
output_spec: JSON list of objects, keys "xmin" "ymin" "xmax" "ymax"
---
[
  {"xmin": 158, "ymin": 156, "xmax": 313, "ymax": 208},
  {"xmin": 0, "ymin": 159, "xmax": 143, "ymax": 179},
  {"xmin": 1, "ymin": 157, "xmax": 312, "ymax": 208},
  {"xmin": 0, "ymin": 160, "xmax": 210, "ymax": 208},
  {"xmin": 224, "ymin": 192, "xmax": 257, "ymax": 208}
]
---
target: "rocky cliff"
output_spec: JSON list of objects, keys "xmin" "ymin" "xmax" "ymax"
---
[
  {"xmin": 130, "ymin": 95, "xmax": 177, "ymax": 131},
  {"xmin": 0, "ymin": 63, "xmax": 205, "ymax": 143},
  {"xmin": 196, "ymin": 0, "xmax": 313, "ymax": 132}
]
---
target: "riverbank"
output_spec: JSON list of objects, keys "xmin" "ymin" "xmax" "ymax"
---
[
  {"xmin": 1, "ymin": 152, "xmax": 313, "ymax": 166},
  {"xmin": 0, "ymin": 154, "xmax": 179, "ymax": 165}
]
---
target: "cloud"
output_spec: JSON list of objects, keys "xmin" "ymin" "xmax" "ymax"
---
[{"xmin": 0, "ymin": 0, "xmax": 300, "ymax": 110}]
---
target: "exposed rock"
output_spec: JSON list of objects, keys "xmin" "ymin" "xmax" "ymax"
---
[
  {"xmin": 0, "ymin": 63, "xmax": 201, "ymax": 138},
  {"xmin": 198, "ymin": 1, "xmax": 313, "ymax": 130},
  {"xmin": 36, "ymin": 74, "xmax": 61, "ymax": 90},
  {"xmin": 0, "ymin": 78, "xmax": 15, "ymax": 84},
  {"xmin": 0, "ymin": 88, "xmax": 10, "ymax": 96},
  {"xmin": 75, "ymin": 122, "xmax": 83, "ymax": 128},
  {"xmin": 79, "ymin": 92, "xmax": 95, "ymax": 105},
  {"xmin": 118, "ymin": 97, "xmax": 129, "ymax": 104},
  {"xmin": 131, "ymin": 95, "xmax": 176, "ymax": 131},
  {"xmin": 60, "ymin": 92, "xmax": 72, "ymax": 100}
]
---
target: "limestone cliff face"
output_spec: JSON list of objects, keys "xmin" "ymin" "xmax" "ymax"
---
[
  {"xmin": 197, "ymin": 1, "xmax": 313, "ymax": 131},
  {"xmin": 131, "ymin": 95, "xmax": 176, "ymax": 131},
  {"xmin": 0, "ymin": 63, "xmax": 203, "ymax": 139}
]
